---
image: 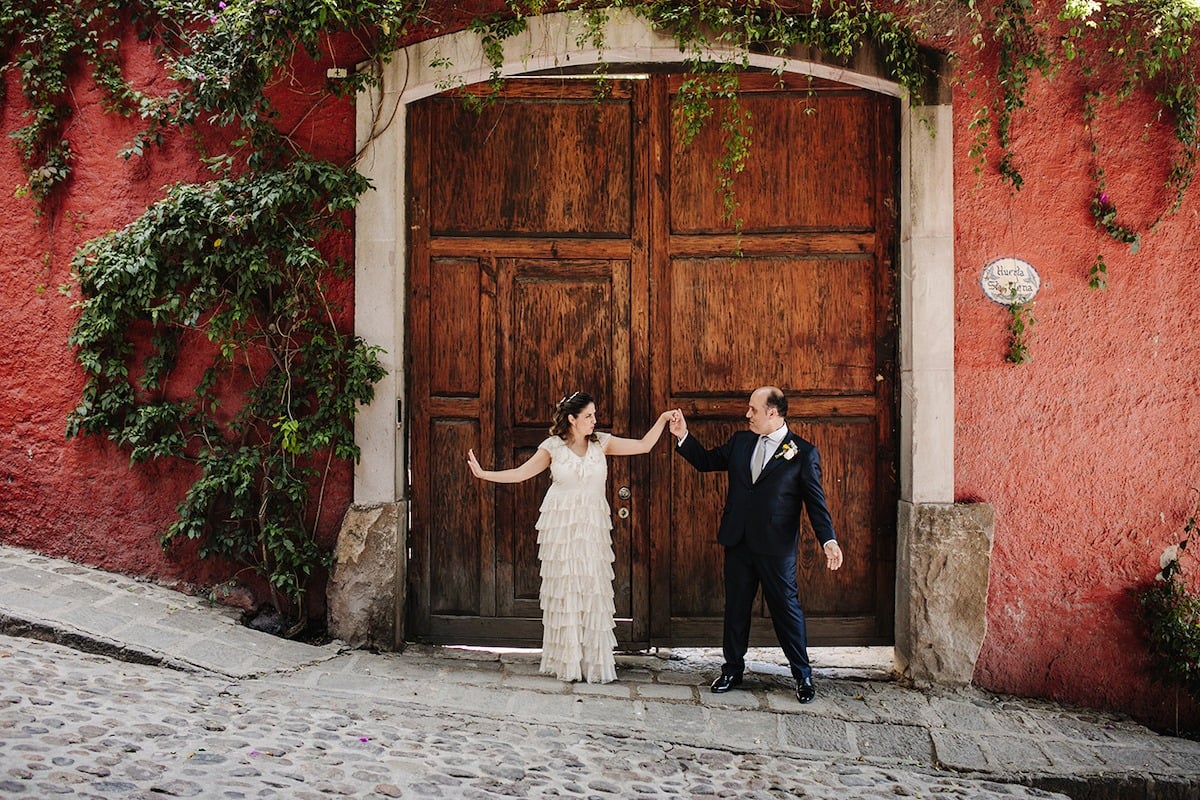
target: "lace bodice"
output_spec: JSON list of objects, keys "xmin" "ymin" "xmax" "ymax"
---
[{"xmin": 539, "ymin": 432, "xmax": 611, "ymax": 495}]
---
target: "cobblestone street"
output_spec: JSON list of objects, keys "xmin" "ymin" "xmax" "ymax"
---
[
  {"xmin": 3, "ymin": 545, "xmax": 1199, "ymax": 800},
  {"xmin": 1, "ymin": 635, "xmax": 1069, "ymax": 800}
]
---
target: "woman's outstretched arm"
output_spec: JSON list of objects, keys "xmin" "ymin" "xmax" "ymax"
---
[
  {"xmin": 467, "ymin": 447, "xmax": 551, "ymax": 483},
  {"xmin": 604, "ymin": 410, "xmax": 679, "ymax": 457}
]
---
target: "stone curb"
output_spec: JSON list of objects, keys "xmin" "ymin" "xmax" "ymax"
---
[{"xmin": 0, "ymin": 612, "xmax": 195, "ymax": 672}]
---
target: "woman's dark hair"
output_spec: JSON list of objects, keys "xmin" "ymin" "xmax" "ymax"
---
[{"xmin": 550, "ymin": 391, "xmax": 598, "ymax": 442}]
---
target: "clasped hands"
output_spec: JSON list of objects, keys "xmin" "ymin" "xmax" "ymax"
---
[{"xmin": 667, "ymin": 409, "xmax": 687, "ymax": 439}]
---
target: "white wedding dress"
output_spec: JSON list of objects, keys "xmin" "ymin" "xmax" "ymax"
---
[{"xmin": 535, "ymin": 432, "xmax": 617, "ymax": 683}]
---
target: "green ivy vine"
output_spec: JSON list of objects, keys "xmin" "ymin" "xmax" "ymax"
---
[
  {"xmin": 67, "ymin": 159, "xmax": 386, "ymax": 631},
  {"xmin": 0, "ymin": 0, "xmax": 144, "ymax": 202},
  {"xmin": 1003, "ymin": 288, "xmax": 1035, "ymax": 365},
  {"xmin": 634, "ymin": 0, "xmax": 928, "ymax": 224},
  {"xmin": 957, "ymin": 0, "xmax": 1054, "ymax": 190},
  {"xmin": 1061, "ymin": 0, "xmax": 1200, "ymax": 281},
  {"xmin": 0, "ymin": 0, "xmax": 412, "ymax": 200}
]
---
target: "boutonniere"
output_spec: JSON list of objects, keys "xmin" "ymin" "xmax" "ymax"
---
[{"xmin": 776, "ymin": 442, "xmax": 798, "ymax": 461}]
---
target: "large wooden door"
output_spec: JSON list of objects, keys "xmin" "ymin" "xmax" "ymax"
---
[
  {"xmin": 651, "ymin": 75, "xmax": 898, "ymax": 646},
  {"xmin": 407, "ymin": 80, "xmax": 651, "ymax": 644},
  {"xmin": 407, "ymin": 74, "xmax": 897, "ymax": 648}
]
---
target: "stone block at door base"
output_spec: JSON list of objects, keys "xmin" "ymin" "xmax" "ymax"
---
[
  {"xmin": 895, "ymin": 501, "xmax": 994, "ymax": 686},
  {"xmin": 328, "ymin": 503, "xmax": 403, "ymax": 649}
]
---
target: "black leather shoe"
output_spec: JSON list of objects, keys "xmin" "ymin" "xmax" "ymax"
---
[
  {"xmin": 710, "ymin": 673, "xmax": 743, "ymax": 693},
  {"xmin": 795, "ymin": 676, "xmax": 815, "ymax": 704}
]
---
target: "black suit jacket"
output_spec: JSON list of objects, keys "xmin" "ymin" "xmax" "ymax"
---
[{"xmin": 677, "ymin": 427, "xmax": 837, "ymax": 557}]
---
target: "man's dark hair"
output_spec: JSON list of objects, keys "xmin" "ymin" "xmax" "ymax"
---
[{"xmin": 765, "ymin": 387, "xmax": 787, "ymax": 417}]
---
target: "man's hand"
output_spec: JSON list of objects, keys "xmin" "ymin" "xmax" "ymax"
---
[
  {"xmin": 823, "ymin": 540, "xmax": 843, "ymax": 571},
  {"xmin": 668, "ymin": 409, "xmax": 688, "ymax": 440}
]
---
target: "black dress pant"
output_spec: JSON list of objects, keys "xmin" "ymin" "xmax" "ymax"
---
[{"xmin": 721, "ymin": 539, "xmax": 812, "ymax": 682}]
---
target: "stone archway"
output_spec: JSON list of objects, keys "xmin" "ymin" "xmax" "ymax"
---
[{"xmin": 330, "ymin": 10, "xmax": 988, "ymax": 687}]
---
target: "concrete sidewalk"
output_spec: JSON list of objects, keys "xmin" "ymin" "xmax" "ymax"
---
[{"xmin": 0, "ymin": 543, "xmax": 1197, "ymax": 799}]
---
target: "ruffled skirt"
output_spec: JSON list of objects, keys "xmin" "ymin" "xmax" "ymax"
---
[{"xmin": 535, "ymin": 487, "xmax": 617, "ymax": 683}]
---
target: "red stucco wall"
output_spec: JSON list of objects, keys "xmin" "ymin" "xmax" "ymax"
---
[
  {"xmin": 953, "ymin": 69, "xmax": 1200, "ymax": 727},
  {"xmin": 1, "ymin": 10, "xmax": 1198, "ymax": 730},
  {"xmin": 1, "ymin": 33, "xmax": 208, "ymax": 580},
  {"xmin": 0, "ymin": 30, "xmax": 360, "ymax": 610}
]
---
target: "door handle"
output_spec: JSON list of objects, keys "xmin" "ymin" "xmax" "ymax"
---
[{"xmin": 618, "ymin": 486, "xmax": 631, "ymax": 499}]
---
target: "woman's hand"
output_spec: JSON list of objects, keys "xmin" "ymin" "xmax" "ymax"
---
[{"xmin": 466, "ymin": 448, "xmax": 486, "ymax": 479}]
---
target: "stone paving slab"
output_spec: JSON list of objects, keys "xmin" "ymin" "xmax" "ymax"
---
[
  {"xmin": 0, "ymin": 543, "xmax": 1198, "ymax": 799},
  {"xmin": 0, "ymin": 545, "xmax": 340, "ymax": 677}
]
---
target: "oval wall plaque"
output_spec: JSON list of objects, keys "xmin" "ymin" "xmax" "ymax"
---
[{"xmin": 981, "ymin": 257, "xmax": 1040, "ymax": 305}]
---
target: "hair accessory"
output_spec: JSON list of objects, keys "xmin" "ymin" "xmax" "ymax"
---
[{"xmin": 557, "ymin": 390, "xmax": 582, "ymax": 408}]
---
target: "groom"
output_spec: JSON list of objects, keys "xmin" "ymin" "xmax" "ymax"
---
[{"xmin": 669, "ymin": 386, "xmax": 843, "ymax": 703}]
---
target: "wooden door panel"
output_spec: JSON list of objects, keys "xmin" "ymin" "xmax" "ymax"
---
[
  {"xmin": 497, "ymin": 258, "xmax": 632, "ymax": 620},
  {"xmin": 429, "ymin": 419, "xmax": 485, "ymax": 615},
  {"xmin": 788, "ymin": 419, "xmax": 877, "ymax": 615},
  {"xmin": 410, "ymin": 79, "xmax": 647, "ymax": 646},
  {"xmin": 498, "ymin": 444, "xmax": 550, "ymax": 616},
  {"xmin": 505, "ymin": 260, "xmax": 618, "ymax": 427},
  {"xmin": 670, "ymin": 256, "xmax": 877, "ymax": 395},
  {"xmin": 670, "ymin": 84, "xmax": 879, "ymax": 233},
  {"xmin": 429, "ymin": 259, "xmax": 483, "ymax": 395},
  {"xmin": 413, "ymin": 254, "xmax": 494, "ymax": 627},
  {"xmin": 426, "ymin": 86, "xmax": 634, "ymax": 236}
]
